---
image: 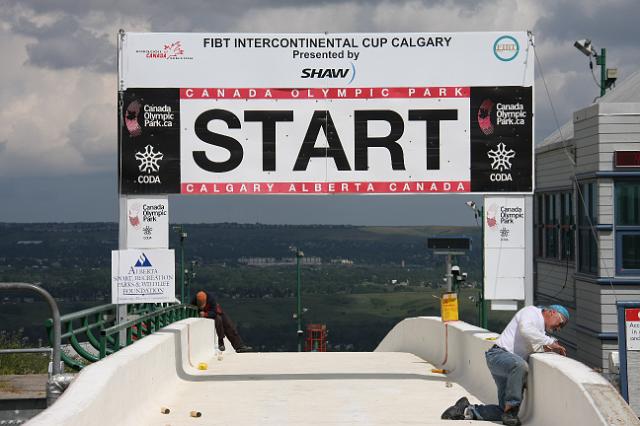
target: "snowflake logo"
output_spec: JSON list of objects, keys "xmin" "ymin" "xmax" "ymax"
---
[
  {"xmin": 487, "ymin": 143, "xmax": 515, "ymax": 171},
  {"xmin": 135, "ymin": 145, "xmax": 164, "ymax": 173},
  {"xmin": 143, "ymin": 226, "xmax": 153, "ymax": 236},
  {"xmin": 500, "ymin": 228, "xmax": 510, "ymax": 239}
]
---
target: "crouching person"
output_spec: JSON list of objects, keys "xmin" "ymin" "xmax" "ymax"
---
[
  {"xmin": 441, "ymin": 305, "xmax": 569, "ymax": 425},
  {"xmin": 192, "ymin": 290, "xmax": 253, "ymax": 353}
]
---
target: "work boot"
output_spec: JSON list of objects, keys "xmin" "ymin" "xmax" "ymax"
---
[
  {"xmin": 441, "ymin": 396, "xmax": 470, "ymax": 420},
  {"xmin": 218, "ymin": 344, "xmax": 225, "ymax": 352},
  {"xmin": 502, "ymin": 407, "xmax": 521, "ymax": 426},
  {"xmin": 236, "ymin": 345, "xmax": 253, "ymax": 353}
]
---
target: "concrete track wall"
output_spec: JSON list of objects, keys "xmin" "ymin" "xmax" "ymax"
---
[
  {"xmin": 29, "ymin": 316, "xmax": 639, "ymax": 425},
  {"xmin": 28, "ymin": 318, "xmax": 219, "ymax": 426},
  {"xmin": 375, "ymin": 317, "xmax": 639, "ymax": 426}
]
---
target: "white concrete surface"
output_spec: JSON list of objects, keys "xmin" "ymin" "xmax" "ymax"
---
[
  {"xmin": 376, "ymin": 317, "xmax": 640, "ymax": 426},
  {"xmin": 142, "ymin": 351, "xmax": 485, "ymax": 425},
  {"xmin": 29, "ymin": 317, "xmax": 639, "ymax": 425}
]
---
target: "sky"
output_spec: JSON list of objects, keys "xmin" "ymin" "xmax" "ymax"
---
[{"xmin": 1, "ymin": 0, "xmax": 639, "ymax": 225}]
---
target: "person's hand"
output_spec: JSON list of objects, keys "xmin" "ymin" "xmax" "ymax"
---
[
  {"xmin": 199, "ymin": 311, "xmax": 206, "ymax": 317},
  {"xmin": 544, "ymin": 341, "xmax": 566, "ymax": 356}
]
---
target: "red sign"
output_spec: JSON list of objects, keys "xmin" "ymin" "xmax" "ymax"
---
[
  {"xmin": 615, "ymin": 151, "xmax": 640, "ymax": 168},
  {"xmin": 626, "ymin": 308, "xmax": 640, "ymax": 321}
]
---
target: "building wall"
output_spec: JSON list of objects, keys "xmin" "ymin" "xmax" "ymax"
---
[{"xmin": 535, "ymin": 102, "xmax": 640, "ymax": 372}]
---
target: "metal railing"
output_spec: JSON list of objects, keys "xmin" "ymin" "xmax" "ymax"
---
[
  {"xmin": 45, "ymin": 302, "xmax": 194, "ymax": 370},
  {"xmin": 0, "ymin": 283, "xmax": 61, "ymax": 376},
  {"xmin": 99, "ymin": 304, "xmax": 197, "ymax": 358}
]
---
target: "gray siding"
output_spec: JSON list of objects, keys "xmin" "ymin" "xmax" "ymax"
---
[{"xmin": 535, "ymin": 102, "xmax": 640, "ymax": 372}]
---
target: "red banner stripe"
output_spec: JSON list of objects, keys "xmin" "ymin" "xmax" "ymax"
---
[
  {"xmin": 181, "ymin": 181, "xmax": 470, "ymax": 194},
  {"xmin": 180, "ymin": 87, "xmax": 470, "ymax": 100}
]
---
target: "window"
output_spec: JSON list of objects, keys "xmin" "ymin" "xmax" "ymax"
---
[
  {"xmin": 616, "ymin": 182, "xmax": 640, "ymax": 275},
  {"xmin": 560, "ymin": 193, "xmax": 575, "ymax": 261},
  {"xmin": 578, "ymin": 182, "xmax": 598, "ymax": 274},
  {"xmin": 536, "ymin": 194, "xmax": 544, "ymax": 257},
  {"xmin": 536, "ymin": 191, "xmax": 574, "ymax": 261},
  {"xmin": 544, "ymin": 194, "xmax": 558, "ymax": 258}
]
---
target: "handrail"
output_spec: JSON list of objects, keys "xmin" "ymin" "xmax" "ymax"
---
[
  {"xmin": 45, "ymin": 302, "xmax": 183, "ymax": 370},
  {"xmin": 0, "ymin": 282, "xmax": 61, "ymax": 376},
  {"xmin": 99, "ymin": 304, "xmax": 197, "ymax": 359}
]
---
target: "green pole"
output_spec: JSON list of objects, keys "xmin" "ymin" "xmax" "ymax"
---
[
  {"xmin": 296, "ymin": 250, "xmax": 303, "ymax": 352},
  {"xmin": 176, "ymin": 226, "xmax": 186, "ymax": 304},
  {"xmin": 480, "ymin": 207, "xmax": 488, "ymax": 329},
  {"xmin": 599, "ymin": 48, "xmax": 606, "ymax": 97}
]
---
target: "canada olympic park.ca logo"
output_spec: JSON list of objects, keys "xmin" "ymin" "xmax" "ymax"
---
[{"xmin": 493, "ymin": 35, "xmax": 519, "ymax": 62}]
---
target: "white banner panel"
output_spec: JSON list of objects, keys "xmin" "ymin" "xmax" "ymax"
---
[
  {"xmin": 484, "ymin": 196, "xmax": 526, "ymax": 301},
  {"xmin": 125, "ymin": 197, "xmax": 169, "ymax": 248},
  {"xmin": 111, "ymin": 249, "xmax": 175, "ymax": 304},
  {"xmin": 118, "ymin": 32, "xmax": 534, "ymax": 195},
  {"xmin": 120, "ymin": 32, "xmax": 533, "ymax": 88}
]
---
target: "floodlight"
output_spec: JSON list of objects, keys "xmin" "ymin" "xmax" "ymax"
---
[
  {"xmin": 465, "ymin": 200, "xmax": 476, "ymax": 210},
  {"xmin": 574, "ymin": 39, "xmax": 595, "ymax": 57}
]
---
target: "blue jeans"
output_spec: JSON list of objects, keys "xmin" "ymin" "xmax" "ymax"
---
[{"xmin": 470, "ymin": 345, "xmax": 528, "ymax": 421}]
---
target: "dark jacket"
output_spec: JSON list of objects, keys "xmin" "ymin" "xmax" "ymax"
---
[{"xmin": 191, "ymin": 291, "xmax": 218, "ymax": 319}]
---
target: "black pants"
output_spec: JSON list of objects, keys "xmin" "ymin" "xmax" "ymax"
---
[{"xmin": 214, "ymin": 309, "xmax": 244, "ymax": 350}]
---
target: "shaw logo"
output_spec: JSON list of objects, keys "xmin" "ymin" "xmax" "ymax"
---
[
  {"xmin": 301, "ymin": 68, "xmax": 348, "ymax": 78},
  {"xmin": 493, "ymin": 36, "xmax": 519, "ymax": 62},
  {"xmin": 300, "ymin": 63, "xmax": 356, "ymax": 84}
]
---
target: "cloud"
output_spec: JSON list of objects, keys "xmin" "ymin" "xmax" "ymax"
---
[
  {"xmin": 10, "ymin": 14, "xmax": 115, "ymax": 72},
  {"xmin": 1, "ymin": 0, "xmax": 640, "ymax": 223},
  {"xmin": 67, "ymin": 103, "xmax": 116, "ymax": 169}
]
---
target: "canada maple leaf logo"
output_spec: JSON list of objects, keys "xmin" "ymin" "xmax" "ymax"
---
[{"xmin": 163, "ymin": 41, "xmax": 184, "ymax": 59}]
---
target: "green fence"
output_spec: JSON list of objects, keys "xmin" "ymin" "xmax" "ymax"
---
[{"xmin": 46, "ymin": 303, "xmax": 197, "ymax": 370}]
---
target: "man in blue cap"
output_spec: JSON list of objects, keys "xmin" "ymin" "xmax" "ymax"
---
[{"xmin": 441, "ymin": 304, "xmax": 569, "ymax": 425}]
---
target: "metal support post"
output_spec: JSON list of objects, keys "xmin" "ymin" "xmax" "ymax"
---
[
  {"xmin": 479, "ymin": 206, "xmax": 488, "ymax": 329},
  {"xmin": 445, "ymin": 254, "xmax": 453, "ymax": 293},
  {"xmin": 597, "ymin": 48, "xmax": 606, "ymax": 97},
  {"xmin": 0, "ymin": 283, "xmax": 61, "ymax": 375},
  {"xmin": 296, "ymin": 250, "xmax": 304, "ymax": 352}
]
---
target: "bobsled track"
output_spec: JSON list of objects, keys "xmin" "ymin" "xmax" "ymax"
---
[{"xmin": 29, "ymin": 317, "xmax": 639, "ymax": 425}]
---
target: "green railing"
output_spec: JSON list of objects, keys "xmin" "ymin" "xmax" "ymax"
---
[
  {"xmin": 46, "ymin": 303, "xmax": 195, "ymax": 370},
  {"xmin": 99, "ymin": 304, "xmax": 197, "ymax": 359}
]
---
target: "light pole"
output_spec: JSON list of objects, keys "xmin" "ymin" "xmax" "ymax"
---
[
  {"xmin": 466, "ymin": 201, "xmax": 488, "ymax": 329},
  {"xmin": 173, "ymin": 225, "xmax": 187, "ymax": 304},
  {"xmin": 291, "ymin": 246, "xmax": 304, "ymax": 352},
  {"xmin": 185, "ymin": 260, "xmax": 197, "ymax": 303},
  {"xmin": 573, "ymin": 39, "xmax": 617, "ymax": 98}
]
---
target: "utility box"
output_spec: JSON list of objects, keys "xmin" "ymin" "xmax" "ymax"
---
[{"xmin": 617, "ymin": 302, "xmax": 640, "ymax": 416}]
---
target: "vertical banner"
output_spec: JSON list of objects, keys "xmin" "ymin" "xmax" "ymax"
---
[
  {"xmin": 125, "ymin": 196, "xmax": 169, "ymax": 248},
  {"xmin": 111, "ymin": 249, "xmax": 176, "ymax": 303},
  {"xmin": 470, "ymin": 87, "xmax": 532, "ymax": 192},
  {"xmin": 484, "ymin": 195, "xmax": 526, "ymax": 300},
  {"xmin": 119, "ymin": 88, "xmax": 181, "ymax": 194}
]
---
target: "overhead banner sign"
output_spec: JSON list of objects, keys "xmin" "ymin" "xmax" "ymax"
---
[
  {"xmin": 484, "ymin": 196, "xmax": 526, "ymax": 300},
  {"xmin": 111, "ymin": 249, "xmax": 175, "ymax": 303},
  {"xmin": 118, "ymin": 32, "xmax": 534, "ymax": 195}
]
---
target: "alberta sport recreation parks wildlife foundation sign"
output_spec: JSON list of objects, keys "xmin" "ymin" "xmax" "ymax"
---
[{"xmin": 118, "ymin": 32, "xmax": 534, "ymax": 195}]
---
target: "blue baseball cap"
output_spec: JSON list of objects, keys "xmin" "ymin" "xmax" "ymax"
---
[{"xmin": 548, "ymin": 304, "xmax": 570, "ymax": 321}]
